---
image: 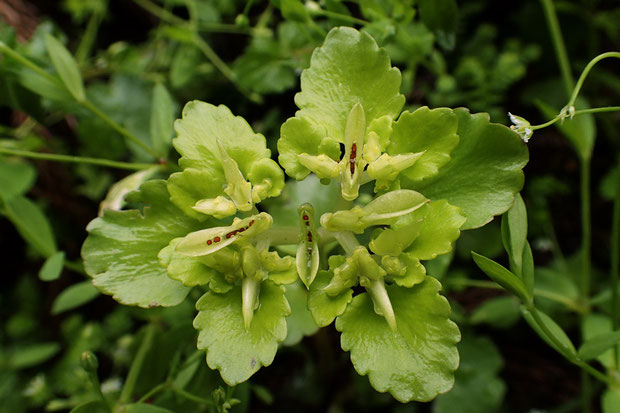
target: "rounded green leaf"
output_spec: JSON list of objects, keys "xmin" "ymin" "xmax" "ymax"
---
[
  {"xmin": 167, "ymin": 168, "xmax": 225, "ymax": 220},
  {"xmin": 308, "ymin": 270, "xmax": 354, "ymax": 327},
  {"xmin": 336, "ymin": 278, "xmax": 460, "ymax": 402},
  {"xmin": 294, "ymin": 27, "xmax": 404, "ymax": 141},
  {"xmin": 405, "ymin": 108, "xmax": 528, "ymax": 230},
  {"xmin": 170, "ymin": 101, "xmax": 284, "ymax": 213},
  {"xmin": 405, "ymin": 200, "xmax": 466, "ymax": 259},
  {"xmin": 174, "ymin": 101, "xmax": 269, "ymax": 173},
  {"xmin": 277, "ymin": 117, "xmax": 337, "ymax": 180},
  {"xmin": 82, "ymin": 180, "xmax": 203, "ymax": 307},
  {"xmin": 388, "ymin": 107, "xmax": 459, "ymax": 182},
  {"xmin": 193, "ymin": 281, "xmax": 290, "ymax": 385}
]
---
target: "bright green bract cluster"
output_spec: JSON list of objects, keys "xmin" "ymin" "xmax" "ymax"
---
[{"xmin": 82, "ymin": 27, "xmax": 528, "ymax": 401}]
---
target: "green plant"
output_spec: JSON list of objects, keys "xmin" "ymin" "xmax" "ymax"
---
[{"xmin": 80, "ymin": 26, "xmax": 527, "ymax": 403}]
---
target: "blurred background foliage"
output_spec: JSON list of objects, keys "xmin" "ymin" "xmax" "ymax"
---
[{"xmin": 0, "ymin": 0, "xmax": 619, "ymax": 412}]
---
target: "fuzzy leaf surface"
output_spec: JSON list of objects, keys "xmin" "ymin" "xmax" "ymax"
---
[
  {"xmin": 193, "ymin": 281, "xmax": 290, "ymax": 385},
  {"xmin": 82, "ymin": 180, "xmax": 202, "ymax": 307},
  {"xmin": 336, "ymin": 278, "xmax": 460, "ymax": 402}
]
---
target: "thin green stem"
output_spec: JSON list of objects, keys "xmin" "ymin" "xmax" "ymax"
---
[
  {"xmin": 580, "ymin": 159, "xmax": 592, "ymax": 307},
  {"xmin": 539, "ymin": 0, "xmax": 574, "ymax": 96},
  {"xmin": 119, "ymin": 324, "xmax": 156, "ymax": 404},
  {"xmin": 80, "ymin": 100, "xmax": 161, "ymax": 158},
  {"xmin": 192, "ymin": 36, "xmax": 262, "ymax": 103},
  {"xmin": 132, "ymin": 0, "xmax": 186, "ymax": 25},
  {"xmin": 76, "ymin": 4, "xmax": 106, "ymax": 64},
  {"xmin": 64, "ymin": 259, "xmax": 86, "ymax": 275},
  {"xmin": 530, "ymin": 106, "xmax": 620, "ymax": 131},
  {"xmin": 308, "ymin": 8, "xmax": 369, "ymax": 25},
  {"xmin": 0, "ymin": 147, "xmax": 160, "ymax": 170},
  {"xmin": 527, "ymin": 306, "xmax": 612, "ymax": 385},
  {"xmin": 445, "ymin": 278, "xmax": 585, "ymax": 312},
  {"xmin": 136, "ymin": 382, "xmax": 168, "ymax": 404},
  {"xmin": 567, "ymin": 52, "xmax": 620, "ymax": 108},
  {"xmin": 611, "ymin": 168, "xmax": 620, "ymax": 369},
  {"xmin": 0, "ymin": 42, "xmax": 58, "ymax": 83},
  {"xmin": 333, "ymin": 231, "xmax": 360, "ymax": 256},
  {"xmin": 172, "ymin": 387, "xmax": 214, "ymax": 406}
]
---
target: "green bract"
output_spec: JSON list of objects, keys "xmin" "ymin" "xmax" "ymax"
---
[
  {"xmin": 82, "ymin": 26, "xmax": 528, "ymax": 403},
  {"xmin": 168, "ymin": 101, "xmax": 285, "ymax": 220}
]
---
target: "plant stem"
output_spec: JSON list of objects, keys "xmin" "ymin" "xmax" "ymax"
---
[
  {"xmin": 132, "ymin": 0, "xmax": 186, "ymax": 25},
  {"xmin": 530, "ymin": 106, "xmax": 620, "ymax": 131},
  {"xmin": 445, "ymin": 278, "xmax": 585, "ymax": 312},
  {"xmin": 136, "ymin": 382, "xmax": 168, "ymax": 404},
  {"xmin": 0, "ymin": 42, "xmax": 58, "ymax": 83},
  {"xmin": 567, "ymin": 52, "xmax": 620, "ymax": 108},
  {"xmin": 580, "ymin": 159, "xmax": 592, "ymax": 308},
  {"xmin": 527, "ymin": 306, "xmax": 612, "ymax": 385},
  {"xmin": 80, "ymin": 100, "xmax": 161, "ymax": 159},
  {"xmin": 333, "ymin": 231, "xmax": 360, "ymax": 256},
  {"xmin": 76, "ymin": 3, "xmax": 106, "ymax": 64},
  {"xmin": 0, "ymin": 147, "xmax": 159, "ymax": 170},
  {"xmin": 611, "ymin": 168, "xmax": 620, "ymax": 369},
  {"xmin": 192, "ymin": 36, "xmax": 262, "ymax": 104},
  {"xmin": 539, "ymin": 0, "xmax": 574, "ymax": 96},
  {"xmin": 308, "ymin": 8, "xmax": 369, "ymax": 25},
  {"xmin": 172, "ymin": 387, "xmax": 214, "ymax": 405},
  {"xmin": 119, "ymin": 324, "xmax": 156, "ymax": 404}
]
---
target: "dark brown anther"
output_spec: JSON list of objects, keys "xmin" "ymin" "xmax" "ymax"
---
[
  {"xmin": 207, "ymin": 240, "xmax": 213, "ymax": 245},
  {"xmin": 303, "ymin": 215, "xmax": 309, "ymax": 221},
  {"xmin": 214, "ymin": 236, "xmax": 221, "ymax": 243}
]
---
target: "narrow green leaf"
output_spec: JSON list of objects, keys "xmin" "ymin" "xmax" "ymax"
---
[
  {"xmin": 582, "ymin": 313, "xmax": 616, "ymax": 369},
  {"xmin": 578, "ymin": 331, "xmax": 620, "ymax": 361},
  {"xmin": 51, "ymin": 281, "xmax": 100, "ymax": 315},
  {"xmin": 501, "ymin": 193, "xmax": 527, "ymax": 276},
  {"xmin": 39, "ymin": 251, "xmax": 65, "ymax": 281},
  {"xmin": 17, "ymin": 67, "xmax": 74, "ymax": 102},
  {"xmin": 4, "ymin": 195, "xmax": 57, "ymax": 257},
  {"xmin": 522, "ymin": 307, "xmax": 577, "ymax": 357},
  {"xmin": 150, "ymin": 83, "xmax": 175, "ymax": 155},
  {"xmin": 471, "ymin": 252, "xmax": 530, "ymax": 302},
  {"xmin": 9, "ymin": 342, "xmax": 61, "ymax": 369},
  {"xmin": 0, "ymin": 160, "xmax": 36, "ymax": 200},
  {"xmin": 521, "ymin": 241, "xmax": 535, "ymax": 296},
  {"xmin": 44, "ymin": 34, "xmax": 85, "ymax": 102}
]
